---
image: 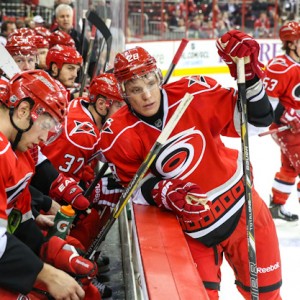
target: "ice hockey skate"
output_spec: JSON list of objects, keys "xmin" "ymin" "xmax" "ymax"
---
[{"xmin": 269, "ymin": 200, "xmax": 299, "ymax": 222}]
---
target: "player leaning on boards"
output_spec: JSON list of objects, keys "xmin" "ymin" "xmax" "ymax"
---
[
  {"xmin": 100, "ymin": 30, "xmax": 282, "ymax": 299},
  {"xmin": 264, "ymin": 21, "xmax": 300, "ymax": 222}
]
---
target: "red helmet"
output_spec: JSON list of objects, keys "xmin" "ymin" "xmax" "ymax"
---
[
  {"xmin": 46, "ymin": 45, "xmax": 83, "ymax": 70},
  {"xmin": 8, "ymin": 28, "xmax": 35, "ymax": 40},
  {"xmin": 6, "ymin": 36, "xmax": 37, "ymax": 56},
  {"xmin": 89, "ymin": 73, "xmax": 123, "ymax": 103},
  {"xmin": 114, "ymin": 47, "xmax": 160, "ymax": 83},
  {"xmin": 279, "ymin": 21, "xmax": 300, "ymax": 42},
  {"xmin": 7, "ymin": 70, "xmax": 67, "ymax": 122},
  {"xmin": 49, "ymin": 30, "xmax": 75, "ymax": 48},
  {"xmin": 34, "ymin": 26, "xmax": 51, "ymax": 39},
  {"xmin": 31, "ymin": 35, "xmax": 49, "ymax": 49}
]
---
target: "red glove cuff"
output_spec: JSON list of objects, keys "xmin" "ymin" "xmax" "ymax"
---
[{"xmin": 50, "ymin": 173, "xmax": 90, "ymax": 210}]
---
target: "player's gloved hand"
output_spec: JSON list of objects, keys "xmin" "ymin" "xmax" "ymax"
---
[
  {"xmin": 40, "ymin": 236, "xmax": 97, "ymax": 287},
  {"xmin": 50, "ymin": 173, "xmax": 90, "ymax": 211},
  {"xmin": 81, "ymin": 165, "xmax": 95, "ymax": 185},
  {"xmin": 280, "ymin": 108, "xmax": 300, "ymax": 133},
  {"xmin": 151, "ymin": 179, "xmax": 211, "ymax": 221},
  {"xmin": 216, "ymin": 30, "xmax": 265, "ymax": 80},
  {"xmin": 90, "ymin": 177, "xmax": 123, "ymax": 208}
]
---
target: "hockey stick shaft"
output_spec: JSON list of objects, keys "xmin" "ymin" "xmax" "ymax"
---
[
  {"xmin": 83, "ymin": 162, "xmax": 109, "ymax": 198},
  {"xmin": 85, "ymin": 92, "xmax": 194, "ymax": 259},
  {"xmin": 163, "ymin": 38, "xmax": 189, "ymax": 85},
  {"xmin": 79, "ymin": 26, "xmax": 97, "ymax": 96},
  {"xmin": 258, "ymin": 125, "xmax": 290, "ymax": 137},
  {"xmin": 237, "ymin": 59, "xmax": 259, "ymax": 300}
]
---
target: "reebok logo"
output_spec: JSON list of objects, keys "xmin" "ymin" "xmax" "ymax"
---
[
  {"xmin": 257, "ymin": 262, "xmax": 280, "ymax": 274},
  {"xmin": 75, "ymin": 258, "xmax": 90, "ymax": 269}
]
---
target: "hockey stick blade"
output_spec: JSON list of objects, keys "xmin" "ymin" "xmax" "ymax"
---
[
  {"xmin": 0, "ymin": 43, "xmax": 21, "ymax": 79},
  {"xmin": 85, "ymin": 92, "xmax": 194, "ymax": 259},
  {"xmin": 79, "ymin": 25, "xmax": 97, "ymax": 96},
  {"xmin": 86, "ymin": 10, "xmax": 112, "ymax": 42},
  {"xmin": 92, "ymin": 18, "xmax": 112, "ymax": 77},
  {"xmin": 86, "ymin": 10, "xmax": 113, "ymax": 74}
]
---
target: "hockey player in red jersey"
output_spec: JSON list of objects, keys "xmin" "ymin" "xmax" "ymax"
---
[
  {"xmin": 41, "ymin": 73, "xmax": 124, "ymax": 249},
  {"xmin": 100, "ymin": 30, "xmax": 282, "ymax": 299},
  {"xmin": 46, "ymin": 44, "xmax": 83, "ymax": 100},
  {"xmin": 40, "ymin": 73, "xmax": 125, "ymax": 298},
  {"xmin": 41, "ymin": 73, "xmax": 124, "ymax": 184},
  {"xmin": 264, "ymin": 21, "xmax": 300, "ymax": 222},
  {"xmin": 0, "ymin": 70, "xmax": 101, "ymax": 300}
]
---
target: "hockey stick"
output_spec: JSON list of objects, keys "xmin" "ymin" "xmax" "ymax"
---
[
  {"xmin": 258, "ymin": 125, "xmax": 290, "ymax": 137},
  {"xmin": 0, "ymin": 43, "xmax": 20, "ymax": 79},
  {"xmin": 83, "ymin": 162, "xmax": 109, "ymax": 198},
  {"xmin": 80, "ymin": 9, "xmax": 87, "ymax": 57},
  {"xmin": 237, "ymin": 59, "xmax": 259, "ymax": 300},
  {"xmin": 86, "ymin": 10, "xmax": 112, "ymax": 74},
  {"xmin": 93, "ymin": 19, "xmax": 111, "ymax": 77},
  {"xmin": 85, "ymin": 92, "xmax": 194, "ymax": 260},
  {"xmin": 163, "ymin": 38, "xmax": 189, "ymax": 85},
  {"xmin": 79, "ymin": 25, "xmax": 97, "ymax": 96}
]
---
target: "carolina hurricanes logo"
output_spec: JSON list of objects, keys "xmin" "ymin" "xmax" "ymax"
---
[
  {"xmin": 187, "ymin": 75, "xmax": 209, "ymax": 88},
  {"xmin": 292, "ymin": 83, "xmax": 300, "ymax": 101},
  {"xmin": 69, "ymin": 121, "xmax": 96, "ymax": 136},
  {"xmin": 151, "ymin": 127, "xmax": 205, "ymax": 180},
  {"xmin": 102, "ymin": 118, "xmax": 114, "ymax": 134},
  {"xmin": 268, "ymin": 57, "xmax": 288, "ymax": 68}
]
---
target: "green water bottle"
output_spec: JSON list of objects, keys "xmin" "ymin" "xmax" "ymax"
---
[{"xmin": 47, "ymin": 205, "xmax": 76, "ymax": 239}]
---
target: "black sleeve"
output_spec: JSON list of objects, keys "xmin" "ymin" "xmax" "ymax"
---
[
  {"xmin": 31, "ymin": 160, "xmax": 59, "ymax": 195},
  {"xmin": 14, "ymin": 219, "xmax": 46, "ymax": 255},
  {"xmin": 273, "ymin": 101, "xmax": 285, "ymax": 124},
  {"xmin": 30, "ymin": 185, "xmax": 53, "ymax": 217},
  {"xmin": 0, "ymin": 233, "xmax": 43, "ymax": 294},
  {"xmin": 245, "ymin": 76, "xmax": 274, "ymax": 127},
  {"xmin": 140, "ymin": 176, "xmax": 161, "ymax": 206}
]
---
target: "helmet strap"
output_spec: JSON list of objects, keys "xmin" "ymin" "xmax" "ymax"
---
[
  {"xmin": 91, "ymin": 103, "xmax": 108, "ymax": 125},
  {"xmin": 9, "ymin": 108, "xmax": 33, "ymax": 150}
]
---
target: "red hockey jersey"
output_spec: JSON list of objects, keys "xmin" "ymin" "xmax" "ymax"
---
[
  {"xmin": 0, "ymin": 133, "xmax": 34, "ymax": 223},
  {"xmin": 265, "ymin": 54, "xmax": 300, "ymax": 111},
  {"xmin": 41, "ymin": 98, "xmax": 101, "ymax": 181},
  {"xmin": 100, "ymin": 76, "xmax": 265, "ymax": 245}
]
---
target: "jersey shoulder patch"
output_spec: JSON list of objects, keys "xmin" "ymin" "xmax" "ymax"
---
[{"xmin": 266, "ymin": 56, "xmax": 297, "ymax": 74}]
